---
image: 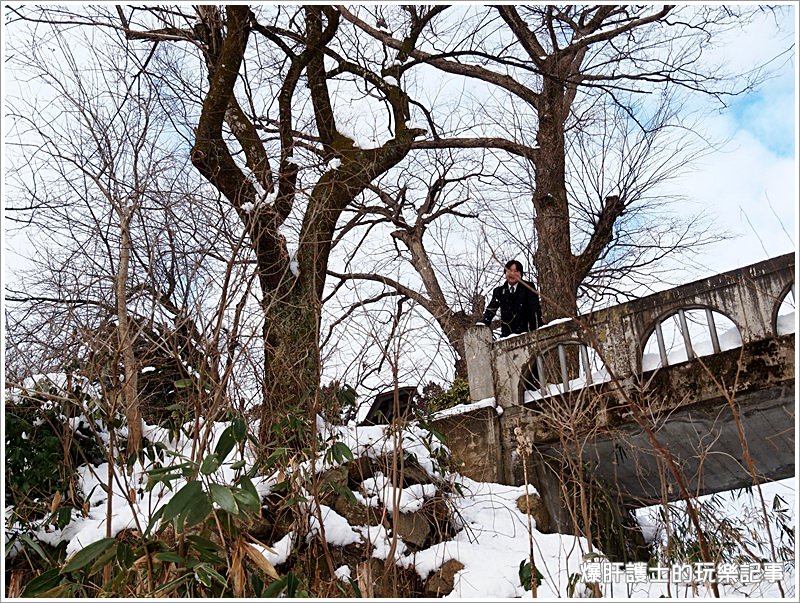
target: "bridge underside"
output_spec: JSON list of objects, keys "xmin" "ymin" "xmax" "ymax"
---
[{"xmin": 529, "ymin": 335, "xmax": 795, "ymax": 507}]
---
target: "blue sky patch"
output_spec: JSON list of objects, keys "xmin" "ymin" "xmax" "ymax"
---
[{"xmin": 726, "ymin": 69, "xmax": 796, "ymax": 158}]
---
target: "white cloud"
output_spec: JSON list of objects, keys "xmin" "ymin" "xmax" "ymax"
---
[{"xmin": 679, "ymin": 124, "xmax": 796, "ymax": 274}]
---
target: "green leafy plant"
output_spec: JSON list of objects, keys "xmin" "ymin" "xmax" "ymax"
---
[
  {"xmin": 12, "ymin": 411, "xmax": 285, "ymax": 598},
  {"xmin": 324, "ymin": 441, "xmax": 355, "ymax": 466},
  {"xmin": 417, "ymin": 378, "xmax": 470, "ymax": 414},
  {"xmin": 518, "ymin": 559, "xmax": 543, "ymax": 591},
  {"xmin": 6, "ymin": 379, "xmax": 104, "ymax": 511},
  {"xmin": 320, "ymin": 381, "xmax": 359, "ymax": 423},
  {"xmin": 263, "ymin": 571, "xmax": 309, "ymax": 597}
]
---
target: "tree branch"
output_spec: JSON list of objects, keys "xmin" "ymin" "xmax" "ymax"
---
[
  {"xmin": 412, "ymin": 137, "xmax": 537, "ymax": 161},
  {"xmin": 336, "ymin": 5, "xmax": 540, "ymax": 107},
  {"xmin": 327, "ymin": 270, "xmax": 433, "ymax": 314},
  {"xmin": 575, "ymin": 195, "xmax": 626, "ymax": 283}
]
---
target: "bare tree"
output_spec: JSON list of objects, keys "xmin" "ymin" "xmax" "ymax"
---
[
  {"xmin": 4, "ymin": 17, "xmax": 251, "ymax": 451},
  {"xmin": 109, "ymin": 5, "xmax": 430, "ymax": 444},
  {"xmin": 7, "ymin": 5, "xmax": 434, "ymax": 446},
  {"xmin": 325, "ymin": 149, "xmax": 516, "ymax": 378},
  {"xmin": 8, "ymin": 4, "xmax": 788, "ymax": 435},
  {"xmin": 339, "ymin": 4, "xmax": 786, "ymax": 321}
]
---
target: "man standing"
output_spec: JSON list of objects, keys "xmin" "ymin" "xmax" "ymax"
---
[{"xmin": 481, "ymin": 260, "xmax": 544, "ymax": 337}]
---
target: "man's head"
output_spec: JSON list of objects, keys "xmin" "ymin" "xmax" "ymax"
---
[{"xmin": 504, "ymin": 259, "xmax": 523, "ymax": 286}]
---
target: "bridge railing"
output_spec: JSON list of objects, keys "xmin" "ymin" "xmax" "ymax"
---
[{"xmin": 465, "ymin": 253, "xmax": 795, "ymax": 406}]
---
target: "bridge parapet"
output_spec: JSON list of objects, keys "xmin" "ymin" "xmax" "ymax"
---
[
  {"xmin": 456, "ymin": 253, "xmax": 793, "ymax": 529},
  {"xmin": 466, "ymin": 252, "xmax": 795, "ymax": 407}
]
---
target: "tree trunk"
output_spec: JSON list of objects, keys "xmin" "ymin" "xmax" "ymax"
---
[
  {"xmin": 453, "ymin": 344, "xmax": 468, "ymax": 380},
  {"xmin": 533, "ymin": 67, "xmax": 579, "ymax": 322},
  {"xmin": 185, "ymin": 5, "xmax": 420, "ymax": 449},
  {"xmin": 391, "ymin": 228, "xmax": 481, "ymax": 380},
  {"xmin": 259, "ymin": 279, "xmax": 321, "ymax": 448},
  {"xmin": 115, "ymin": 209, "xmax": 142, "ymax": 456}
]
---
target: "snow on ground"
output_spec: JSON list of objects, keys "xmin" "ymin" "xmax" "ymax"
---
[
  {"xmin": 28, "ymin": 419, "xmax": 273, "ymax": 556},
  {"xmin": 5, "ymin": 410, "xmax": 795, "ymax": 598},
  {"xmin": 398, "ymin": 477, "xmax": 592, "ymax": 598},
  {"xmin": 250, "ymin": 532, "xmax": 293, "ymax": 567},
  {"xmin": 632, "ymin": 477, "xmax": 796, "ymax": 599},
  {"xmin": 360, "ymin": 474, "xmax": 437, "ymax": 514},
  {"xmin": 7, "ymin": 413, "xmax": 595, "ymax": 597}
]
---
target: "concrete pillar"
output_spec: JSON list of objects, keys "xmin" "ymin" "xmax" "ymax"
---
[{"xmin": 465, "ymin": 325, "xmax": 495, "ymax": 401}]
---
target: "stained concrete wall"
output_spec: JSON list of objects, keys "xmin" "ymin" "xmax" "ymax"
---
[
  {"xmin": 431, "ymin": 405, "xmax": 502, "ymax": 483},
  {"xmin": 464, "ymin": 325, "xmax": 494, "ymax": 401},
  {"xmin": 458, "ymin": 253, "xmax": 795, "ymax": 507},
  {"xmin": 475, "ymin": 252, "xmax": 795, "ymax": 414},
  {"xmin": 509, "ymin": 334, "xmax": 795, "ymax": 506}
]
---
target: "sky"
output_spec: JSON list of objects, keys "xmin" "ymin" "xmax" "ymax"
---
[
  {"xmin": 672, "ymin": 6, "xmax": 797, "ymax": 277},
  {"xmin": 1, "ymin": 5, "xmax": 797, "ymax": 391},
  {"xmin": 3, "ymin": 5, "xmax": 796, "ymax": 270}
]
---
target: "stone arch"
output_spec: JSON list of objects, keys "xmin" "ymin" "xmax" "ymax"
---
[
  {"xmin": 519, "ymin": 339, "xmax": 609, "ymax": 405},
  {"xmin": 772, "ymin": 280, "xmax": 795, "ymax": 336},
  {"xmin": 640, "ymin": 305, "xmax": 741, "ymax": 371}
]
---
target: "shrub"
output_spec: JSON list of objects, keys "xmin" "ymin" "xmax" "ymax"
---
[
  {"xmin": 5, "ymin": 377, "xmax": 104, "ymax": 517},
  {"xmin": 417, "ymin": 377, "xmax": 470, "ymax": 414}
]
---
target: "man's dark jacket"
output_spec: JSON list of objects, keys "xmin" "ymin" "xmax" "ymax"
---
[{"xmin": 482, "ymin": 281, "xmax": 544, "ymax": 337}]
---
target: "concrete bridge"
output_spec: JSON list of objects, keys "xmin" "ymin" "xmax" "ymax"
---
[{"xmin": 437, "ymin": 253, "xmax": 794, "ymax": 533}]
